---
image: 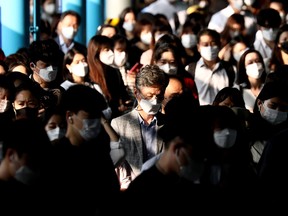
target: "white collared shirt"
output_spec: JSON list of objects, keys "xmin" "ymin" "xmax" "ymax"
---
[
  {"xmin": 59, "ymin": 35, "xmax": 74, "ymax": 54},
  {"xmin": 194, "ymin": 58, "xmax": 229, "ymax": 105}
]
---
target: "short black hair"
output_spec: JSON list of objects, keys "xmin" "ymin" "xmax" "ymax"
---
[{"xmin": 59, "ymin": 84, "xmax": 107, "ymax": 117}]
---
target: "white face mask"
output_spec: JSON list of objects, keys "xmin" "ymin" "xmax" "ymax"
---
[
  {"xmin": 140, "ymin": 32, "xmax": 152, "ymax": 45},
  {"xmin": 139, "ymin": 98, "xmax": 162, "ymax": 115},
  {"xmin": 245, "ymin": 62, "xmax": 264, "ymax": 79},
  {"xmin": 113, "ymin": 51, "xmax": 127, "ymax": 67},
  {"xmin": 181, "ymin": 34, "xmax": 197, "ymax": 48},
  {"xmin": 176, "ymin": 148, "xmax": 204, "ymax": 183},
  {"xmin": 102, "ymin": 106, "xmax": 112, "ymax": 120},
  {"xmin": 244, "ymin": 0, "xmax": 255, "ymax": 6},
  {"xmin": 44, "ymin": 3, "xmax": 56, "ymax": 15},
  {"xmin": 261, "ymin": 28, "xmax": 277, "ymax": 41},
  {"xmin": 100, "ymin": 50, "xmax": 114, "ymax": 65},
  {"xmin": 200, "ymin": 46, "xmax": 219, "ymax": 61},
  {"xmin": 232, "ymin": 0, "xmax": 244, "ymax": 11},
  {"xmin": 70, "ymin": 62, "xmax": 88, "ymax": 77},
  {"xmin": 37, "ymin": 65, "xmax": 57, "ymax": 82},
  {"xmin": 77, "ymin": 118, "xmax": 101, "ymax": 141},
  {"xmin": 122, "ymin": 21, "xmax": 134, "ymax": 32},
  {"xmin": 158, "ymin": 63, "xmax": 177, "ymax": 75},
  {"xmin": 15, "ymin": 165, "xmax": 38, "ymax": 185},
  {"xmin": 213, "ymin": 128, "xmax": 237, "ymax": 148},
  {"xmin": 261, "ymin": 102, "xmax": 288, "ymax": 125},
  {"xmin": 61, "ymin": 26, "xmax": 77, "ymax": 40},
  {"xmin": 47, "ymin": 127, "xmax": 66, "ymax": 141}
]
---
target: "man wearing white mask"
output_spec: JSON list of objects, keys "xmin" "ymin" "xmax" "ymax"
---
[
  {"xmin": 54, "ymin": 10, "xmax": 87, "ymax": 56},
  {"xmin": 29, "ymin": 39, "xmax": 64, "ymax": 120},
  {"xmin": 186, "ymin": 28, "xmax": 235, "ymax": 105},
  {"xmin": 253, "ymin": 8, "xmax": 282, "ymax": 72},
  {"xmin": 111, "ymin": 65, "xmax": 169, "ymax": 190}
]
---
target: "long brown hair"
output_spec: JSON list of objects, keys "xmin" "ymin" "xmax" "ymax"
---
[{"xmin": 87, "ymin": 35, "xmax": 112, "ymax": 101}]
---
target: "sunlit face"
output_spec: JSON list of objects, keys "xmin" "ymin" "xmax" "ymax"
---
[
  {"xmin": 60, "ymin": 14, "xmax": 78, "ymax": 30},
  {"xmin": 124, "ymin": 12, "xmax": 136, "ymax": 23},
  {"xmin": 156, "ymin": 51, "xmax": 177, "ymax": 67},
  {"xmin": 66, "ymin": 53, "xmax": 86, "ymax": 70},
  {"xmin": 232, "ymin": 41, "xmax": 247, "ymax": 53},
  {"xmin": 101, "ymin": 27, "xmax": 117, "ymax": 38}
]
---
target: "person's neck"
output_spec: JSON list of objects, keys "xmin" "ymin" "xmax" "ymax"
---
[
  {"xmin": 136, "ymin": 107, "xmax": 155, "ymax": 125},
  {"xmin": 0, "ymin": 159, "xmax": 13, "ymax": 181},
  {"xmin": 204, "ymin": 59, "xmax": 218, "ymax": 70}
]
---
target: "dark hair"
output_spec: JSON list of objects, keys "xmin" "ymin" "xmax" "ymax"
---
[
  {"xmin": 29, "ymin": 38, "xmax": 62, "ymax": 66},
  {"xmin": 256, "ymin": 8, "xmax": 281, "ymax": 28},
  {"xmin": 213, "ymin": 87, "xmax": 246, "ymax": 108},
  {"xmin": 197, "ymin": 28, "xmax": 221, "ymax": 47},
  {"xmin": 62, "ymin": 47, "xmax": 89, "ymax": 82},
  {"xmin": 60, "ymin": 10, "xmax": 81, "ymax": 25},
  {"xmin": 236, "ymin": 49, "xmax": 266, "ymax": 87},
  {"xmin": 59, "ymin": 84, "xmax": 107, "ymax": 117},
  {"xmin": 2, "ymin": 118, "xmax": 51, "ymax": 171}
]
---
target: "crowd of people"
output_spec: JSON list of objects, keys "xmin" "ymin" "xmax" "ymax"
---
[{"xmin": 1, "ymin": 0, "xmax": 288, "ymax": 214}]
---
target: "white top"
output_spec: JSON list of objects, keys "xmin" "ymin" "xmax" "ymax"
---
[
  {"xmin": 194, "ymin": 58, "xmax": 230, "ymax": 105},
  {"xmin": 208, "ymin": 5, "xmax": 256, "ymax": 35}
]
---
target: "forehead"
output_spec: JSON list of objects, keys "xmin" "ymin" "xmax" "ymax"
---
[
  {"xmin": 233, "ymin": 42, "xmax": 247, "ymax": 52},
  {"xmin": 139, "ymin": 86, "xmax": 162, "ymax": 95},
  {"xmin": 245, "ymin": 52, "xmax": 259, "ymax": 61},
  {"xmin": 61, "ymin": 15, "xmax": 78, "ymax": 25},
  {"xmin": 73, "ymin": 53, "xmax": 85, "ymax": 61},
  {"xmin": 266, "ymin": 97, "xmax": 288, "ymax": 104},
  {"xmin": 15, "ymin": 90, "xmax": 35, "ymax": 100},
  {"xmin": 199, "ymin": 34, "xmax": 214, "ymax": 42},
  {"xmin": 125, "ymin": 12, "xmax": 135, "ymax": 21},
  {"xmin": 161, "ymin": 51, "xmax": 175, "ymax": 60}
]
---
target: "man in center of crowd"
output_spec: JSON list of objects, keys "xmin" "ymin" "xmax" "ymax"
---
[{"xmin": 111, "ymin": 64, "xmax": 169, "ymax": 190}]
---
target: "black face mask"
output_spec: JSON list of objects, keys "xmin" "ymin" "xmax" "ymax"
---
[
  {"xmin": 15, "ymin": 107, "xmax": 39, "ymax": 119},
  {"xmin": 280, "ymin": 41, "xmax": 288, "ymax": 54}
]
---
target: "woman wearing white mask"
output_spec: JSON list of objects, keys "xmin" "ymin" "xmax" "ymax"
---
[
  {"xmin": 60, "ymin": 48, "xmax": 90, "ymax": 90},
  {"xmin": 236, "ymin": 49, "xmax": 266, "ymax": 113},
  {"xmin": 116, "ymin": 7, "xmax": 137, "ymax": 41},
  {"xmin": 249, "ymin": 80, "xmax": 288, "ymax": 166},
  {"xmin": 179, "ymin": 17, "xmax": 201, "ymax": 65},
  {"xmin": 87, "ymin": 35, "xmax": 131, "ymax": 119}
]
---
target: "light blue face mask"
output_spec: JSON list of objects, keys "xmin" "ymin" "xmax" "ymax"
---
[
  {"xmin": 73, "ymin": 115, "xmax": 102, "ymax": 141},
  {"xmin": 176, "ymin": 148, "xmax": 204, "ymax": 183},
  {"xmin": 79, "ymin": 118, "xmax": 101, "ymax": 141},
  {"xmin": 261, "ymin": 102, "xmax": 288, "ymax": 125}
]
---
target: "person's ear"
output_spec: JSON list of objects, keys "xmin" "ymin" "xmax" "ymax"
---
[
  {"xmin": 6, "ymin": 149, "xmax": 16, "ymax": 162},
  {"xmin": 66, "ymin": 111, "xmax": 73, "ymax": 124},
  {"xmin": 256, "ymin": 99, "xmax": 262, "ymax": 111}
]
